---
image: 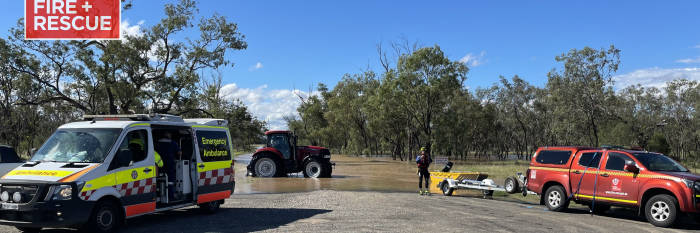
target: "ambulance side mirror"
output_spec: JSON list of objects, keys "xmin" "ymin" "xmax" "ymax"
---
[
  {"xmin": 116, "ymin": 149, "xmax": 133, "ymax": 168},
  {"xmin": 624, "ymin": 160, "xmax": 639, "ymax": 173}
]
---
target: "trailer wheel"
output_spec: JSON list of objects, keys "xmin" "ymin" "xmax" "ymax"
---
[
  {"xmin": 440, "ymin": 181, "xmax": 453, "ymax": 196},
  {"xmin": 504, "ymin": 176, "xmax": 519, "ymax": 194}
]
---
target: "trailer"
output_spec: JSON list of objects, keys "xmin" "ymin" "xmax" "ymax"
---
[{"xmin": 432, "ymin": 171, "xmax": 536, "ymax": 197}]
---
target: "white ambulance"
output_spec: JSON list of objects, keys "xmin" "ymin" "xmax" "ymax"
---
[{"xmin": 0, "ymin": 114, "xmax": 235, "ymax": 232}]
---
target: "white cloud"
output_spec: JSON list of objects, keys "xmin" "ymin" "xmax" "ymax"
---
[
  {"xmin": 219, "ymin": 83, "xmax": 317, "ymax": 130},
  {"xmin": 249, "ymin": 62, "xmax": 263, "ymax": 71},
  {"xmin": 120, "ymin": 20, "xmax": 144, "ymax": 40},
  {"xmin": 693, "ymin": 44, "xmax": 700, "ymax": 49},
  {"xmin": 459, "ymin": 51, "xmax": 486, "ymax": 67},
  {"xmin": 676, "ymin": 57, "xmax": 700, "ymax": 64},
  {"xmin": 613, "ymin": 67, "xmax": 700, "ymax": 89}
]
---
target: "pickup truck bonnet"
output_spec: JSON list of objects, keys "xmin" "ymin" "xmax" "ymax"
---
[{"xmin": 1, "ymin": 162, "xmax": 97, "ymax": 182}]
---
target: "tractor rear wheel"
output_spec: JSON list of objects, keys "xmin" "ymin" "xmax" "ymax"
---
[
  {"xmin": 303, "ymin": 160, "xmax": 327, "ymax": 178},
  {"xmin": 255, "ymin": 156, "xmax": 279, "ymax": 177}
]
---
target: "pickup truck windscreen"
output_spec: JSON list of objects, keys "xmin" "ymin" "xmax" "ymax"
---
[
  {"xmin": 633, "ymin": 152, "xmax": 688, "ymax": 172},
  {"xmin": 31, "ymin": 128, "xmax": 122, "ymax": 163}
]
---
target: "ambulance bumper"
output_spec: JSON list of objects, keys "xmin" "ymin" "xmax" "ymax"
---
[{"xmin": 0, "ymin": 199, "xmax": 94, "ymax": 228}]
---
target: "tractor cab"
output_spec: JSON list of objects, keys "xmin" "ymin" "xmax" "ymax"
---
[
  {"xmin": 265, "ymin": 130, "xmax": 296, "ymax": 161},
  {"xmin": 248, "ymin": 130, "xmax": 333, "ymax": 178}
]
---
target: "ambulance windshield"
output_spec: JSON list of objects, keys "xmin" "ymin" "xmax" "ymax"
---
[
  {"xmin": 31, "ymin": 128, "xmax": 122, "ymax": 163},
  {"xmin": 633, "ymin": 153, "xmax": 688, "ymax": 172}
]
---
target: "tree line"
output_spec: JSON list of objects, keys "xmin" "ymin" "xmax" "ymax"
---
[
  {"xmin": 287, "ymin": 43, "xmax": 699, "ymax": 163},
  {"xmin": 0, "ymin": 0, "xmax": 266, "ymax": 156}
]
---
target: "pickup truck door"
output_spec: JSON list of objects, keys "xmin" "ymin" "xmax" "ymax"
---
[
  {"xmin": 596, "ymin": 152, "xmax": 639, "ymax": 205},
  {"xmin": 570, "ymin": 151, "xmax": 603, "ymax": 200}
]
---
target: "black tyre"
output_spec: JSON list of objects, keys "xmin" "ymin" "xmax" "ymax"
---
[
  {"xmin": 440, "ymin": 181, "xmax": 454, "ymax": 196},
  {"xmin": 15, "ymin": 227, "xmax": 41, "ymax": 233},
  {"xmin": 254, "ymin": 156, "xmax": 279, "ymax": 177},
  {"xmin": 199, "ymin": 200, "xmax": 222, "ymax": 214},
  {"xmin": 644, "ymin": 194, "xmax": 678, "ymax": 227},
  {"xmin": 320, "ymin": 163, "xmax": 333, "ymax": 178},
  {"xmin": 303, "ymin": 160, "xmax": 325, "ymax": 178},
  {"xmin": 482, "ymin": 190, "xmax": 494, "ymax": 197},
  {"xmin": 504, "ymin": 176, "xmax": 519, "ymax": 194},
  {"xmin": 589, "ymin": 203, "xmax": 611, "ymax": 215},
  {"xmin": 82, "ymin": 200, "xmax": 121, "ymax": 233},
  {"xmin": 544, "ymin": 185, "xmax": 569, "ymax": 212}
]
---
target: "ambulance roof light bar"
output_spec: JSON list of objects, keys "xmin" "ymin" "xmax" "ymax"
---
[{"xmin": 82, "ymin": 113, "xmax": 184, "ymax": 123}]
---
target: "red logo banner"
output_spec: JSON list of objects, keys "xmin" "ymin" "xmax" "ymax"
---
[{"xmin": 25, "ymin": 0, "xmax": 121, "ymax": 40}]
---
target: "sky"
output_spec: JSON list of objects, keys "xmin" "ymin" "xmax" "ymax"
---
[{"xmin": 2, "ymin": 0, "xmax": 700, "ymax": 129}]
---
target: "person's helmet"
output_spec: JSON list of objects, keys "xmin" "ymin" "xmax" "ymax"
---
[
  {"xmin": 129, "ymin": 138, "xmax": 144, "ymax": 151},
  {"xmin": 420, "ymin": 147, "xmax": 426, "ymax": 152}
]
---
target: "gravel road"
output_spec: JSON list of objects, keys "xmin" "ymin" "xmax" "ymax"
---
[{"xmin": 3, "ymin": 190, "xmax": 699, "ymax": 233}]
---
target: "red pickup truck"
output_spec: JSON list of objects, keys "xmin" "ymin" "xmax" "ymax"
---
[{"xmin": 526, "ymin": 146, "xmax": 700, "ymax": 227}]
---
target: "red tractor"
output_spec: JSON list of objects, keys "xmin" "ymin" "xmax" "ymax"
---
[{"xmin": 247, "ymin": 130, "xmax": 333, "ymax": 178}]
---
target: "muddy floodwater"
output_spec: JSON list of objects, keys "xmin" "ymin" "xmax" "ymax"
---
[{"xmin": 233, "ymin": 155, "xmax": 425, "ymax": 194}]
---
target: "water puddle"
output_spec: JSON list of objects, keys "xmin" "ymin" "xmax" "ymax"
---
[{"xmin": 233, "ymin": 155, "xmax": 422, "ymax": 194}]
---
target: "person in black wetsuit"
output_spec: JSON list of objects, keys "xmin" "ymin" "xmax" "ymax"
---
[
  {"xmin": 416, "ymin": 147, "xmax": 433, "ymax": 195},
  {"xmin": 155, "ymin": 132, "xmax": 181, "ymax": 200}
]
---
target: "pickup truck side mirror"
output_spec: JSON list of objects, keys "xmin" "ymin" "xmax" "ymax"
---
[{"xmin": 623, "ymin": 160, "xmax": 639, "ymax": 173}]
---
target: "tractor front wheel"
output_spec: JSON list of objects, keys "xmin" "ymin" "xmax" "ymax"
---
[{"xmin": 303, "ymin": 160, "xmax": 328, "ymax": 178}]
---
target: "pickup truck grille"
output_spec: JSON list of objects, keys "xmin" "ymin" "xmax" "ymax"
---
[{"xmin": 0, "ymin": 185, "xmax": 39, "ymax": 204}]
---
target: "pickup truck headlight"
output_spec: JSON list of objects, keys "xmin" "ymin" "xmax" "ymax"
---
[
  {"xmin": 682, "ymin": 179, "xmax": 700, "ymax": 191},
  {"xmin": 51, "ymin": 185, "xmax": 73, "ymax": 200}
]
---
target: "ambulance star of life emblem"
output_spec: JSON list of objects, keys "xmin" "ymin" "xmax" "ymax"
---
[
  {"xmin": 131, "ymin": 170, "xmax": 138, "ymax": 179},
  {"xmin": 612, "ymin": 178, "xmax": 619, "ymax": 186}
]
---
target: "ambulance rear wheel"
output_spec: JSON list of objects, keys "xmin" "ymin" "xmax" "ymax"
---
[
  {"xmin": 200, "ymin": 200, "xmax": 222, "ymax": 214},
  {"xmin": 83, "ymin": 200, "xmax": 121, "ymax": 233},
  {"xmin": 15, "ymin": 227, "xmax": 41, "ymax": 232}
]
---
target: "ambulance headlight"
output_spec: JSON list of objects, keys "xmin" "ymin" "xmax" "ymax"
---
[
  {"xmin": 51, "ymin": 185, "xmax": 72, "ymax": 200},
  {"xmin": 0, "ymin": 191, "xmax": 9, "ymax": 202}
]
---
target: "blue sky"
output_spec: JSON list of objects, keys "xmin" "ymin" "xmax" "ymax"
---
[{"xmin": 2, "ymin": 0, "xmax": 700, "ymax": 128}]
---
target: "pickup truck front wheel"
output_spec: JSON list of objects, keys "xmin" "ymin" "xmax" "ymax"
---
[
  {"xmin": 645, "ymin": 194, "xmax": 678, "ymax": 227},
  {"xmin": 544, "ymin": 185, "xmax": 569, "ymax": 212}
]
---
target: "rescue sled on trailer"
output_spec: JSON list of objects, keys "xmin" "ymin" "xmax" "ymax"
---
[{"xmin": 431, "ymin": 170, "xmax": 535, "ymax": 197}]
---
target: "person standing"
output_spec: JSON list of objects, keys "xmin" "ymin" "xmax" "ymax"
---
[
  {"xmin": 155, "ymin": 131, "xmax": 181, "ymax": 200},
  {"xmin": 416, "ymin": 147, "xmax": 433, "ymax": 195}
]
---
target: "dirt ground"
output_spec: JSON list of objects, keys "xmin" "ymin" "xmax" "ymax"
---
[{"xmin": 1, "ymin": 155, "xmax": 699, "ymax": 232}]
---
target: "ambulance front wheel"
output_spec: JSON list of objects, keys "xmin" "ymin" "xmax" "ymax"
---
[
  {"xmin": 200, "ymin": 200, "xmax": 222, "ymax": 214},
  {"xmin": 83, "ymin": 200, "xmax": 122, "ymax": 233}
]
